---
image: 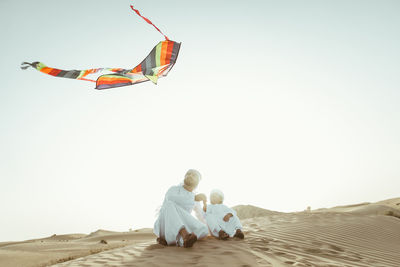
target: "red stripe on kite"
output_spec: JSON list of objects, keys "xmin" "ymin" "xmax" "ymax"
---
[
  {"xmin": 165, "ymin": 41, "xmax": 174, "ymax": 64},
  {"xmin": 49, "ymin": 69, "xmax": 62, "ymax": 76}
]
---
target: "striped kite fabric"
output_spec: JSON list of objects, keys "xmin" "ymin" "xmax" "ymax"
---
[
  {"xmin": 97, "ymin": 40, "xmax": 180, "ymax": 89},
  {"xmin": 21, "ymin": 2, "xmax": 180, "ymax": 90},
  {"xmin": 21, "ymin": 40, "xmax": 180, "ymax": 90}
]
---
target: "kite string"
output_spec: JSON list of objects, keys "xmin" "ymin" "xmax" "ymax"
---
[{"xmin": 130, "ymin": 4, "xmax": 170, "ymax": 41}]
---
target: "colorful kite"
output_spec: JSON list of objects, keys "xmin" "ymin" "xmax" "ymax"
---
[{"xmin": 21, "ymin": 4, "xmax": 181, "ymax": 90}]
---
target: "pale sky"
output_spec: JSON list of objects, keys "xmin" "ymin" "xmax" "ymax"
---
[{"xmin": 1, "ymin": 0, "xmax": 399, "ymax": 242}]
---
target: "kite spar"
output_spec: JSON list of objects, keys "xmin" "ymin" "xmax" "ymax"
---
[{"xmin": 21, "ymin": 3, "xmax": 181, "ymax": 90}]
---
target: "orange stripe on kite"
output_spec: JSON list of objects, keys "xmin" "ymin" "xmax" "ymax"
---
[
  {"xmin": 110, "ymin": 68, "xmax": 123, "ymax": 72},
  {"xmin": 79, "ymin": 70, "xmax": 90, "ymax": 79},
  {"xmin": 99, "ymin": 78, "xmax": 132, "ymax": 84},
  {"xmin": 131, "ymin": 64, "xmax": 142, "ymax": 74},
  {"xmin": 161, "ymin": 41, "xmax": 168, "ymax": 66},
  {"xmin": 40, "ymin": 67, "xmax": 53, "ymax": 74}
]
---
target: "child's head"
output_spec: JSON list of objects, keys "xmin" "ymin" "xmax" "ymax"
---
[{"xmin": 210, "ymin": 189, "xmax": 224, "ymax": 204}]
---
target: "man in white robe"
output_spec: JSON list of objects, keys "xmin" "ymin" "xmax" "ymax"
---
[
  {"xmin": 204, "ymin": 189, "xmax": 244, "ymax": 240},
  {"xmin": 154, "ymin": 169, "xmax": 209, "ymax": 248}
]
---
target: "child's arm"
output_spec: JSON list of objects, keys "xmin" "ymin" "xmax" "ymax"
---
[
  {"xmin": 222, "ymin": 205, "xmax": 236, "ymax": 221},
  {"xmin": 223, "ymin": 213, "xmax": 233, "ymax": 222}
]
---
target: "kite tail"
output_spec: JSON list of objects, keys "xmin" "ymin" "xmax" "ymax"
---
[
  {"xmin": 20, "ymin": 62, "xmax": 38, "ymax": 70},
  {"xmin": 130, "ymin": 3, "xmax": 170, "ymax": 41}
]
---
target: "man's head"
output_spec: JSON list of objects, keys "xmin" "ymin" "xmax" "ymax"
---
[
  {"xmin": 210, "ymin": 189, "xmax": 224, "ymax": 204},
  {"xmin": 183, "ymin": 169, "xmax": 201, "ymax": 192}
]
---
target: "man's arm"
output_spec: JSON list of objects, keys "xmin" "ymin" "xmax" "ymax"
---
[
  {"xmin": 166, "ymin": 187, "xmax": 193, "ymax": 205},
  {"xmin": 194, "ymin": 193, "xmax": 207, "ymax": 202}
]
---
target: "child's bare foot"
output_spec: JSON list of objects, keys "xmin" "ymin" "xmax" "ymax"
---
[
  {"xmin": 234, "ymin": 229, "xmax": 244, "ymax": 239},
  {"xmin": 218, "ymin": 230, "xmax": 229, "ymax": 240},
  {"xmin": 156, "ymin": 237, "xmax": 168, "ymax": 246}
]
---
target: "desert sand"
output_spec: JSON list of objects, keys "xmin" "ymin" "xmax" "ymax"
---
[{"xmin": 1, "ymin": 198, "xmax": 399, "ymax": 267}]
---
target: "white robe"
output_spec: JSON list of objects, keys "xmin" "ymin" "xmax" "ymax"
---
[
  {"xmin": 205, "ymin": 204, "xmax": 242, "ymax": 238},
  {"xmin": 153, "ymin": 185, "xmax": 209, "ymax": 246}
]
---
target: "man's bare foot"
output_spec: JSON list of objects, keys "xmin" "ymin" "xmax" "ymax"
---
[
  {"xmin": 156, "ymin": 237, "xmax": 168, "ymax": 246},
  {"xmin": 218, "ymin": 230, "xmax": 229, "ymax": 240},
  {"xmin": 234, "ymin": 229, "xmax": 244, "ymax": 239},
  {"xmin": 179, "ymin": 227, "xmax": 198, "ymax": 248},
  {"xmin": 183, "ymin": 233, "xmax": 197, "ymax": 248}
]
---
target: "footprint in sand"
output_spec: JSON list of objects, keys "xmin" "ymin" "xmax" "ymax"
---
[
  {"xmin": 145, "ymin": 244, "xmax": 165, "ymax": 250},
  {"xmin": 327, "ymin": 244, "xmax": 344, "ymax": 252}
]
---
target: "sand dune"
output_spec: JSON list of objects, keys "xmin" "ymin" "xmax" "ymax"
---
[
  {"xmin": 244, "ymin": 212, "xmax": 400, "ymax": 266},
  {"xmin": 1, "ymin": 198, "xmax": 399, "ymax": 267},
  {"xmin": 0, "ymin": 229, "xmax": 154, "ymax": 267},
  {"xmin": 313, "ymin": 198, "xmax": 400, "ymax": 218},
  {"xmin": 233, "ymin": 205, "xmax": 283, "ymax": 220}
]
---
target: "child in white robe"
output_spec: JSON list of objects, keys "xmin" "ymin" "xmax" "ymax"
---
[
  {"xmin": 204, "ymin": 189, "xmax": 244, "ymax": 240},
  {"xmin": 153, "ymin": 169, "xmax": 209, "ymax": 248}
]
